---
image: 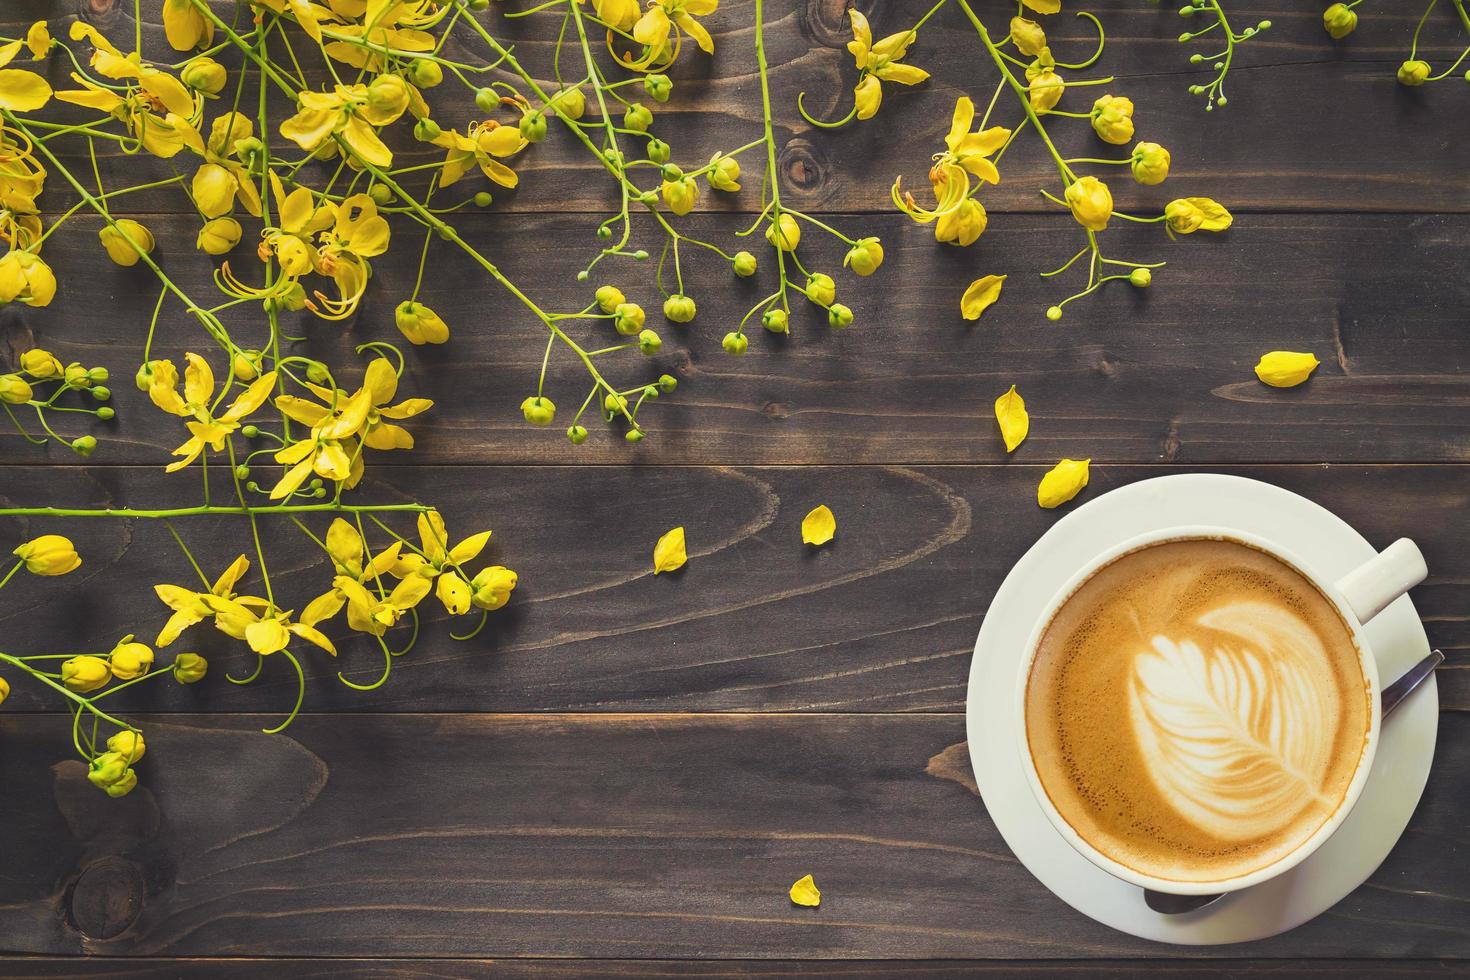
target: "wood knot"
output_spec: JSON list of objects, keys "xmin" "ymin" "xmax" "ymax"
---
[
  {"xmin": 762, "ymin": 401, "xmax": 790, "ymax": 421},
  {"xmin": 79, "ymin": 0, "xmax": 121, "ymax": 27},
  {"xmin": 778, "ymin": 138, "xmax": 829, "ymax": 197},
  {"xmin": 69, "ymin": 856, "xmax": 144, "ymax": 940},
  {"xmin": 804, "ymin": 0, "xmax": 864, "ymax": 47}
]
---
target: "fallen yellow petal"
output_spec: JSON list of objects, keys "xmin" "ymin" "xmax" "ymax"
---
[
  {"xmin": 789, "ymin": 874, "xmax": 821, "ymax": 907},
  {"xmin": 1022, "ymin": 0, "xmax": 1062, "ymax": 12},
  {"xmin": 1038, "ymin": 458, "xmax": 1090, "ymax": 509},
  {"xmin": 961, "ymin": 274, "xmax": 1005, "ymax": 321},
  {"xmin": 994, "ymin": 385, "xmax": 1029, "ymax": 453},
  {"xmin": 801, "ymin": 505, "xmax": 836, "ymax": 546},
  {"xmin": 653, "ymin": 526, "xmax": 687, "ymax": 574},
  {"xmin": 1254, "ymin": 350, "xmax": 1320, "ymax": 388}
]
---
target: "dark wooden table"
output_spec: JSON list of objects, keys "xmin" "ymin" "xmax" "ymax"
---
[{"xmin": 2, "ymin": 0, "xmax": 1468, "ymax": 975}]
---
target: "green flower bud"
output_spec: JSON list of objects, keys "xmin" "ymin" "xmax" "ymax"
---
[
  {"xmin": 804, "ymin": 273, "xmax": 836, "ymax": 307},
  {"xmin": 657, "ymin": 373, "xmax": 678, "ymax": 393},
  {"xmin": 134, "ymin": 362, "xmax": 153, "ymax": 392},
  {"xmin": 306, "ymin": 362, "xmax": 329, "ymax": 384},
  {"xmin": 519, "ymin": 110, "xmax": 548, "ymax": 142},
  {"xmin": 707, "ymin": 154, "xmax": 741, "ymax": 192},
  {"xmin": 241, "ymin": 425, "xmax": 259, "ymax": 438},
  {"xmin": 644, "ymin": 73, "xmax": 673, "ymax": 102},
  {"xmin": 603, "ymin": 392, "xmax": 629, "ymax": 415},
  {"xmin": 368, "ymin": 184, "xmax": 393, "ymax": 205},
  {"xmin": 624, "ymin": 102, "xmax": 654, "ymax": 132},
  {"xmin": 614, "ymin": 302, "xmax": 647, "ymax": 335},
  {"xmin": 1398, "ymin": 60, "xmax": 1431, "ymax": 86},
  {"xmin": 474, "ymin": 87, "xmax": 498, "ymax": 112},
  {"xmin": 827, "ymin": 303, "xmax": 854, "ymax": 329},
  {"xmin": 595, "ymin": 285, "xmax": 625, "ymax": 313},
  {"xmin": 474, "ymin": 191, "xmax": 493, "ymax": 207},
  {"xmin": 638, "ymin": 329, "xmax": 663, "ymax": 354},
  {"xmin": 234, "ymin": 464, "xmax": 250, "ymax": 479},
  {"xmin": 182, "ymin": 57, "xmax": 228, "ymax": 95},
  {"xmin": 1129, "ymin": 267, "xmax": 1152, "ymax": 288},
  {"xmin": 173, "ymin": 652, "xmax": 208, "ymax": 684},
  {"xmin": 408, "ymin": 57, "xmax": 444, "ymax": 87},
  {"xmin": 0, "ymin": 374, "xmax": 31, "ymax": 404},
  {"xmin": 567, "ymin": 424, "xmax": 589, "ymax": 445},
  {"xmin": 280, "ymin": 281, "xmax": 308, "ymax": 312},
  {"xmin": 520, "ymin": 396, "xmax": 556, "ymax": 426},
  {"xmin": 732, "ymin": 250, "xmax": 757, "ymax": 277},
  {"xmin": 413, "ymin": 117, "xmax": 442, "ymax": 142},
  {"xmin": 99, "ymin": 218, "xmax": 155, "ymax": 267},
  {"xmin": 197, "ymin": 216, "xmax": 243, "ymax": 255},
  {"xmin": 762, "ymin": 308, "xmax": 789, "ymax": 334},
  {"xmin": 843, "ymin": 237, "xmax": 884, "ymax": 276},
  {"xmin": 1322, "ymin": 2, "xmax": 1357, "ymax": 38},
  {"xmin": 97, "ymin": 406, "xmax": 115, "ymax": 421},
  {"xmin": 87, "ymin": 751, "xmax": 130, "ymax": 790},
  {"xmin": 1046, "ymin": 305, "xmax": 1063, "ymax": 321},
  {"xmin": 647, "ymin": 138, "xmax": 671, "ymax": 164},
  {"xmin": 65, "ymin": 362, "xmax": 90, "ymax": 387},
  {"xmin": 91, "ymin": 386, "xmax": 111, "ymax": 402},
  {"xmin": 662, "ymin": 293, "xmax": 696, "ymax": 323},
  {"xmin": 625, "ymin": 429, "xmax": 645, "ymax": 443},
  {"xmin": 550, "ymin": 86, "xmax": 586, "ymax": 120},
  {"xmin": 722, "ymin": 331, "xmax": 748, "ymax": 355},
  {"xmin": 87, "ymin": 366, "xmax": 109, "ymax": 383},
  {"xmin": 1130, "ymin": 141, "xmax": 1171, "ymax": 186},
  {"xmin": 71, "ymin": 435, "xmax": 97, "ymax": 457}
]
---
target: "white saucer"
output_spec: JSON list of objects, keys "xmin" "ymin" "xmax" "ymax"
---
[{"xmin": 965, "ymin": 473, "xmax": 1438, "ymax": 945}]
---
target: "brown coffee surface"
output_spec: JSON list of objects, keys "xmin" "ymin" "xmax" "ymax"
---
[{"xmin": 1025, "ymin": 538, "xmax": 1372, "ymax": 884}]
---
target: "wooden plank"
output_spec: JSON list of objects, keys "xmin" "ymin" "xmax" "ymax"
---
[
  {"xmin": 1, "ymin": 711, "xmax": 1467, "ymax": 958},
  {"xmin": 1, "ymin": 464, "xmax": 1464, "ymax": 715},
  {"xmin": 6, "ymin": 2, "xmax": 1469, "ymax": 215},
  {"xmin": 5, "ymin": 212, "xmax": 1470, "ymax": 467},
  {"xmin": 0, "ymin": 957, "xmax": 1463, "ymax": 977}
]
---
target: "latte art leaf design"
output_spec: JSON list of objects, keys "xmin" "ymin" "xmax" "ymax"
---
[{"xmin": 1128, "ymin": 600, "xmax": 1342, "ymax": 842}]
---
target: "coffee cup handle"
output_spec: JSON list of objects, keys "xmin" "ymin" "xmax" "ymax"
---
[{"xmin": 1333, "ymin": 538, "xmax": 1428, "ymax": 625}]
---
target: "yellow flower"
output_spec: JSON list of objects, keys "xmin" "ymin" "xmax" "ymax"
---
[
  {"xmin": 844, "ymin": 237, "xmax": 883, "ymax": 276},
  {"xmin": 13, "ymin": 534, "xmax": 80, "ymax": 575},
  {"xmin": 765, "ymin": 213, "xmax": 800, "ymax": 251},
  {"xmin": 661, "ymin": 174, "xmax": 699, "ymax": 215},
  {"xmin": 395, "ymin": 300, "xmax": 450, "ymax": 345},
  {"xmin": 1038, "ymin": 458, "xmax": 1090, "ymax": 509},
  {"xmin": 148, "ymin": 353, "xmax": 277, "ymax": 472},
  {"xmin": 941, "ymin": 97, "xmax": 1008, "ymax": 186},
  {"xmin": 25, "ymin": 22, "xmax": 51, "ymax": 61},
  {"xmin": 62, "ymin": 655, "xmax": 111, "ymax": 693},
  {"xmin": 935, "ymin": 198, "xmax": 988, "ymax": 246},
  {"xmin": 846, "ymin": 9, "xmax": 929, "ymax": 120},
  {"xmin": 163, "ymin": 0, "xmax": 215, "ymax": 51},
  {"xmin": 386, "ymin": 511, "xmax": 498, "ymax": 616},
  {"xmin": 994, "ymin": 385, "xmax": 1029, "ymax": 452},
  {"xmin": 708, "ymin": 153, "xmax": 741, "ymax": 192},
  {"xmin": 580, "ymin": 0, "xmax": 640, "ymax": 31},
  {"xmin": 311, "ymin": 193, "xmax": 392, "ymax": 319},
  {"xmin": 432, "ymin": 120, "xmax": 527, "ymax": 188},
  {"xmin": 1164, "ymin": 197, "xmax": 1232, "ymax": 235},
  {"xmin": 262, "ymin": 171, "xmax": 336, "ymax": 277},
  {"xmin": 1254, "ymin": 351, "xmax": 1320, "ymax": 388},
  {"xmin": 1025, "ymin": 50, "xmax": 1065, "ymax": 114},
  {"xmin": 1323, "ymin": 3, "xmax": 1358, "ymax": 39},
  {"xmin": 1010, "ymin": 17, "xmax": 1047, "ymax": 56},
  {"xmin": 653, "ymin": 526, "xmax": 687, "ymax": 574},
  {"xmin": 280, "ymin": 83, "xmax": 402, "ymax": 166},
  {"xmin": 0, "ymin": 374, "xmax": 31, "ymax": 404},
  {"xmin": 321, "ymin": 4, "xmax": 436, "ymax": 72},
  {"xmin": 1022, "ymin": 0, "xmax": 1062, "ymax": 12},
  {"xmin": 107, "ymin": 730, "xmax": 146, "ymax": 764},
  {"xmin": 108, "ymin": 641, "xmax": 154, "ymax": 680},
  {"xmin": 1130, "ymin": 142, "xmax": 1170, "ymax": 186},
  {"xmin": 154, "ymin": 555, "xmax": 251, "ymax": 646},
  {"xmin": 87, "ymin": 751, "xmax": 134, "ymax": 795},
  {"xmin": 801, "ymin": 505, "xmax": 836, "ymax": 546},
  {"xmin": 299, "ymin": 519, "xmax": 425, "ymax": 635},
  {"xmin": 56, "ymin": 24, "xmax": 197, "ymax": 157},
  {"xmin": 19, "ymin": 348, "xmax": 62, "ymax": 378},
  {"xmin": 1090, "ymin": 94, "xmax": 1134, "ymax": 145},
  {"xmin": 179, "ymin": 111, "xmax": 264, "ymax": 220},
  {"xmin": 202, "ymin": 594, "xmax": 337, "ymax": 657},
  {"xmin": 625, "ymin": 0, "xmax": 719, "ymax": 70},
  {"xmin": 470, "ymin": 566, "xmax": 518, "ymax": 611},
  {"xmin": 253, "ymin": 0, "xmax": 325, "ymax": 43},
  {"xmin": 789, "ymin": 874, "xmax": 821, "ymax": 907},
  {"xmin": 895, "ymin": 98, "xmax": 1005, "ymax": 247},
  {"xmin": 98, "ymin": 218, "xmax": 155, "ymax": 267},
  {"xmin": 0, "ymin": 250, "xmax": 56, "ymax": 306},
  {"xmin": 961, "ymin": 274, "xmax": 1005, "ymax": 320},
  {"xmin": 1064, "ymin": 176, "xmax": 1113, "ymax": 232}
]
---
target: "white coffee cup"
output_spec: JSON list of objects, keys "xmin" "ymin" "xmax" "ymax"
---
[{"xmin": 1014, "ymin": 525, "xmax": 1427, "ymax": 897}]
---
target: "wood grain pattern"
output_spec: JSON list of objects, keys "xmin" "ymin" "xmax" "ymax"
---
[
  {"xmin": 0, "ymin": 712, "xmax": 1466, "ymax": 958},
  {"xmin": 7, "ymin": 2, "xmax": 1470, "ymax": 215},
  {"xmin": 5, "ymin": 212, "xmax": 1469, "ymax": 467},
  {"xmin": 1, "ymin": 464, "xmax": 1464, "ymax": 715}
]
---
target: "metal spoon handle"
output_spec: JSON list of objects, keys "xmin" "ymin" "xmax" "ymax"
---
[{"xmin": 1382, "ymin": 649, "xmax": 1445, "ymax": 719}]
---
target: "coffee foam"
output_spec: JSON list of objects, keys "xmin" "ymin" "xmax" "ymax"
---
[{"xmin": 1025, "ymin": 538, "xmax": 1371, "ymax": 884}]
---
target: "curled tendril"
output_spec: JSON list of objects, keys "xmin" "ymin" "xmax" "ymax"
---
[
  {"xmin": 1053, "ymin": 12, "xmax": 1106, "ymax": 70},
  {"xmin": 796, "ymin": 90, "xmax": 860, "ymax": 129}
]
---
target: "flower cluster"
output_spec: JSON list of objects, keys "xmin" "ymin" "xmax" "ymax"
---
[{"xmin": 0, "ymin": 346, "xmax": 111, "ymax": 455}]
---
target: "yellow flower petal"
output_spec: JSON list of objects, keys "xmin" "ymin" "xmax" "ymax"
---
[
  {"xmin": 0, "ymin": 69, "xmax": 52, "ymax": 111},
  {"xmin": 1254, "ymin": 351, "xmax": 1320, "ymax": 388},
  {"xmin": 653, "ymin": 526, "xmax": 687, "ymax": 575},
  {"xmin": 789, "ymin": 874, "xmax": 821, "ymax": 907},
  {"xmin": 1038, "ymin": 458, "xmax": 1090, "ymax": 510},
  {"xmin": 801, "ymin": 505, "xmax": 836, "ymax": 547},
  {"xmin": 994, "ymin": 385, "xmax": 1029, "ymax": 453},
  {"xmin": 961, "ymin": 274, "xmax": 1005, "ymax": 321},
  {"xmin": 1022, "ymin": 0, "xmax": 1062, "ymax": 13}
]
